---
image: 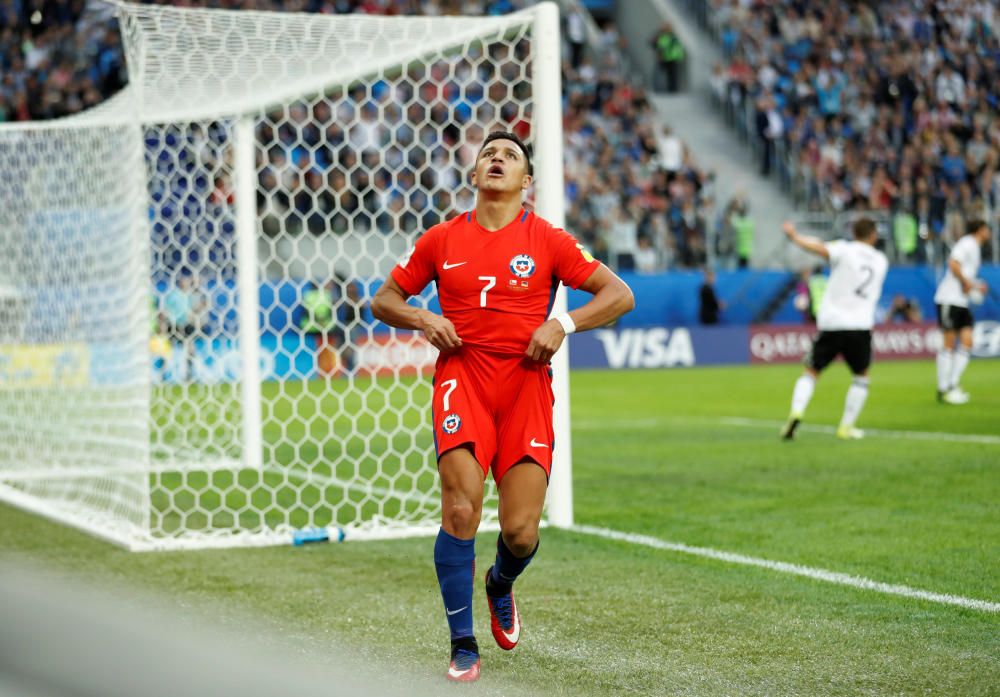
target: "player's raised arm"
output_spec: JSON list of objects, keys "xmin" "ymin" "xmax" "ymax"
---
[
  {"xmin": 783, "ymin": 221, "xmax": 830, "ymax": 259},
  {"xmin": 372, "ymin": 276, "xmax": 462, "ymax": 352},
  {"xmin": 524, "ymin": 265, "xmax": 634, "ymax": 363}
]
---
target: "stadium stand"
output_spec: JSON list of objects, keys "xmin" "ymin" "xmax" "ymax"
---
[
  {"xmin": 706, "ymin": 0, "xmax": 1000, "ymax": 262},
  {"xmin": 1, "ymin": 0, "xmax": 722, "ymax": 275}
]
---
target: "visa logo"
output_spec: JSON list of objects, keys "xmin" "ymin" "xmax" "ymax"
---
[{"xmin": 593, "ymin": 328, "xmax": 695, "ymax": 369}]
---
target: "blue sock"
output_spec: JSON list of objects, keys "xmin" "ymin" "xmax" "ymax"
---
[
  {"xmin": 488, "ymin": 533, "xmax": 537, "ymax": 596},
  {"xmin": 434, "ymin": 528, "xmax": 476, "ymax": 641}
]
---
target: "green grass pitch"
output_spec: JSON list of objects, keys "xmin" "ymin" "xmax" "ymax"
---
[
  {"xmin": 149, "ymin": 378, "xmax": 442, "ymax": 535},
  {"xmin": 2, "ymin": 358, "xmax": 998, "ymax": 695}
]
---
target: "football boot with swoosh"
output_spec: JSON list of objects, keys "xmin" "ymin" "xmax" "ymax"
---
[
  {"xmin": 485, "ymin": 567, "xmax": 521, "ymax": 651},
  {"xmin": 446, "ymin": 636, "xmax": 480, "ymax": 682}
]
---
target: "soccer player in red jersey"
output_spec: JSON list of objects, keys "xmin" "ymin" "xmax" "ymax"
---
[{"xmin": 372, "ymin": 131, "xmax": 634, "ymax": 682}]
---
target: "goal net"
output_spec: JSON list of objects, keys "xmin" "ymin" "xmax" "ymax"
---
[{"xmin": 0, "ymin": 1, "xmax": 571, "ymax": 550}]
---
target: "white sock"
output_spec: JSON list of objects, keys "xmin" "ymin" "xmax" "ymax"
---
[
  {"xmin": 937, "ymin": 350, "xmax": 954, "ymax": 392},
  {"xmin": 950, "ymin": 348, "xmax": 970, "ymax": 391},
  {"xmin": 790, "ymin": 374, "xmax": 816, "ymax": 416},
  {"xmin": 840, "ymin": 376, "xmax": 869, "ymax": 428}
]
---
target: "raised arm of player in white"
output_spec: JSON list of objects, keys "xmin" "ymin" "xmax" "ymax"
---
[{"xmin": 782, "ymin": 221, "xmax": 830, "ymax": 260}]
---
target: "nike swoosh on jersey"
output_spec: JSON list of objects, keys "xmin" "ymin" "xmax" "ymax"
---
[
  {"xmin": 446, "ymin": 605, "xmax": 468, "ymax": 616},
  {"xmin": 529, "ymin": 438, "xmax": 548, "ymax": 448},
  {"xmin": 442, "ymin": 261, "xmax": 467, "ymax": 269}
]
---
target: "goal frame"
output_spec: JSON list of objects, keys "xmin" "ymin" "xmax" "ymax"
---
[{"xmin": 0, "ymin": 1, "xmax": 573, "ymax": 551}]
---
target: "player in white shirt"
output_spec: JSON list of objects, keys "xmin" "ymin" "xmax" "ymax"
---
[
  {"xmin": 934, "ymin": 220, "xmax": 991, "ymax": 404},
  {"xmin": 779, "ymin": 218, "xmax": 889, "ymax": 440}
]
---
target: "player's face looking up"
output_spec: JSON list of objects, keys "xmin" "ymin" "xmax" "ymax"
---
[{"xmin": 471, "ymin": 139, "xmax": 531, "ymax": 195}]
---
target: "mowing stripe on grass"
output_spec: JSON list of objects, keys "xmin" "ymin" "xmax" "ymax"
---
[
  {"xmin": 0, "ymin": 459, "xmax": 245, "ymax": 482},
  {"xmin": 270, "ymin": 465, "xmax": 435, "ymax": 504},
  {"xmin": 572, "ymin": 524, "xmax": 1000, "ymax": 613}
]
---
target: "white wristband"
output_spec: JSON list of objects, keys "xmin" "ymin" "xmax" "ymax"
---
[{"xmin": 554, "ymin": 312, "xmax": 576, "ymax": 335}]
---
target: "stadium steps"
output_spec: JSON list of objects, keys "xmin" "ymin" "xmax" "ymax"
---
[
  {"xmin": 611, "ymin": 0, "xmax": 796, "ymax": 269},
  {"xmin": 649, "ymin": 92, "xmax": 795, "ymax": 270},
  {"xmin": 751, "ymin": 273, "xmax": 799, "ymax": 324}
]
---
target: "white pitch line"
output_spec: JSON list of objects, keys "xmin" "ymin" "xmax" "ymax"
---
[
  {"xmin": 575, "ymin": 415, "xmax": 1000, "ymax": 445},
  {"xmin": 572, "ymin": 524, "xmax": 1000, "ymax": 613},
  {"xmin": 719, "ymin": 416, "xmax": 1000, "ymax": 445}
]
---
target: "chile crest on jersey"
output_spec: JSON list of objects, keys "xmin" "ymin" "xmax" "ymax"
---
[
  {"xmin": 509, "ymin": 254, "xmax": 536, "ymax": 279},
  {"xmin": 442, "ymin": 413, "xmax": 462, "ymax": 434}
]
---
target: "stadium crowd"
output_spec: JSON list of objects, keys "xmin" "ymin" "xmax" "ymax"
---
[
  {"xmin": 2, "ymin": 0, "xmax": 719, "ymax": 273},
  {"xmin": 713, "ymin": 0, "xmax": 1000, "ymax": 260},
  {"xmin": 0, "ymin": 1, "xmax": 124, "ymax": 121}
]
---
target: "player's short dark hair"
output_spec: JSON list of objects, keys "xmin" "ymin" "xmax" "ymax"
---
[
  {"xmin": 479, "ymin": 130, "xmax": 533, "ymax": 175},
  {"xmin": 852, "ymin": 217, "xmax": 877, "ymax": 241},
  {"xmin": 967, "ymin": 219, "xmax": 988, "ymax": 235}
]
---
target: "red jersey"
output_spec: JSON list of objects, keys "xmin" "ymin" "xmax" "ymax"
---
[{"xmin": 390, "ymin": 208, "xmax": 599, "ymax": 356}]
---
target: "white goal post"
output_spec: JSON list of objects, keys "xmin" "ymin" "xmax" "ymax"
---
[{"xmin": 0, "ymin": 1, "xmax": 572, "ymax": 550}]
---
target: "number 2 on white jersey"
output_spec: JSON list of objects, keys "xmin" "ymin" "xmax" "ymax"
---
[
  {"xmin": 855, "ymin": 264, "xmax": 874, "ymax": 298},
  {"xmin": 440, "ymin": 379, "xmax": 458, "ymax": 411},
  {"xmin": 478, "ymin": 276, "xmax": 496, "ymax": 307}
]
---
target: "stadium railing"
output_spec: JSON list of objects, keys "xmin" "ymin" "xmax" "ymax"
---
[{"xmin": 777, "ymin": 209, "xmax": 948, "ymax": 269}]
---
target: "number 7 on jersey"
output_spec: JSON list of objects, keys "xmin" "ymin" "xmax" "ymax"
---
[
  {"xmin": 440, "ymin": 379, "xmax": 458, "ymax": 411},
  {"xmin": 478, "ymin": 276, "xmax": 495, "ymax": 307}
]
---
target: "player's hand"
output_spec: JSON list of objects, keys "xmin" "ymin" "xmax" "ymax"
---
[
  {"xmin": 418, "ymin": 311, "xmax": 462, "ymax": 352},
  {"xmin": 525, "ymin": 319, "xmax": 567, "ymax": 363},
  {"xmin": 782, "ymin": 221, "xmax": 797, "ymax": 240}
]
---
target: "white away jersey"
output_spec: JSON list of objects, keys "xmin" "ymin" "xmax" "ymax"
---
[
  {"xmin": 817, "ymin": 240, "xmax": 889, "ymax": 331},
  {"xmin": 934, "ymin": 235, "xmax": 982, "ymax": 308}
]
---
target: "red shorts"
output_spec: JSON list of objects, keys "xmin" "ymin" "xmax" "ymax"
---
[{"xmin": 432, "ymin": 348, "xmax": 554, "ymax": 482}]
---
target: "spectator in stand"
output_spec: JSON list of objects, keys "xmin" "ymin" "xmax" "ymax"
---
[
  {"xmin": 712, "ymin": 210, "xmax": 734, "ymax": 269},
  {"xmin": 335, "ymin": 279, "xmax": 369, "ymax": 372},
  {"xmin": 634, "ymin": 234, "xmax": 660, "ymax": 273},
  {"xmin": 606, "ymin": 205, "xmax": 638, "ymax": 272},
  {"xmin": 698, "ymin": 268, "xmax": 724, "ymax": 325},
  {"xmin": 756, "ymin": 94, "xmax": 783, "ymax": 177},
  {"xmin": 656, "ymin": 125, "xmax": 684, "ymax": 179},
  {"xmin": 727, "ymin": 197, "xmax": 754, "ymax": 269},
  {"xmin": 807, "ymin": 265, "xmax": 828, "ymax": 321},
  {"xmin": 565, "ymin": 7, "xmax": 586, "ymax": 71},
  {"xmin": 888, "ymin": 294, "xmax": 922, "ymax": 324},
  {"xmin": 893, "ymin": 206, "xmax": 920, "ymax": 263},
  {"xmin": 299, "ymin": 279, "xmax": 342, "ymax": 377},
  {"xmin": 651, "ymin": 22, "xmax": 685, "ymax": 93},
  {"xmin": 162, "ymin": 272, "xmax": 206, "ymax": 381},
  {"xmin": 793, "ymin": 269, "xmax": 815, "ymax": 324}
]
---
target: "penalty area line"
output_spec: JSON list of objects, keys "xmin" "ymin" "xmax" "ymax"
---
[{"xmin": 571, "ymin": 525, "xmax": 1000, "ymax": 613}]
